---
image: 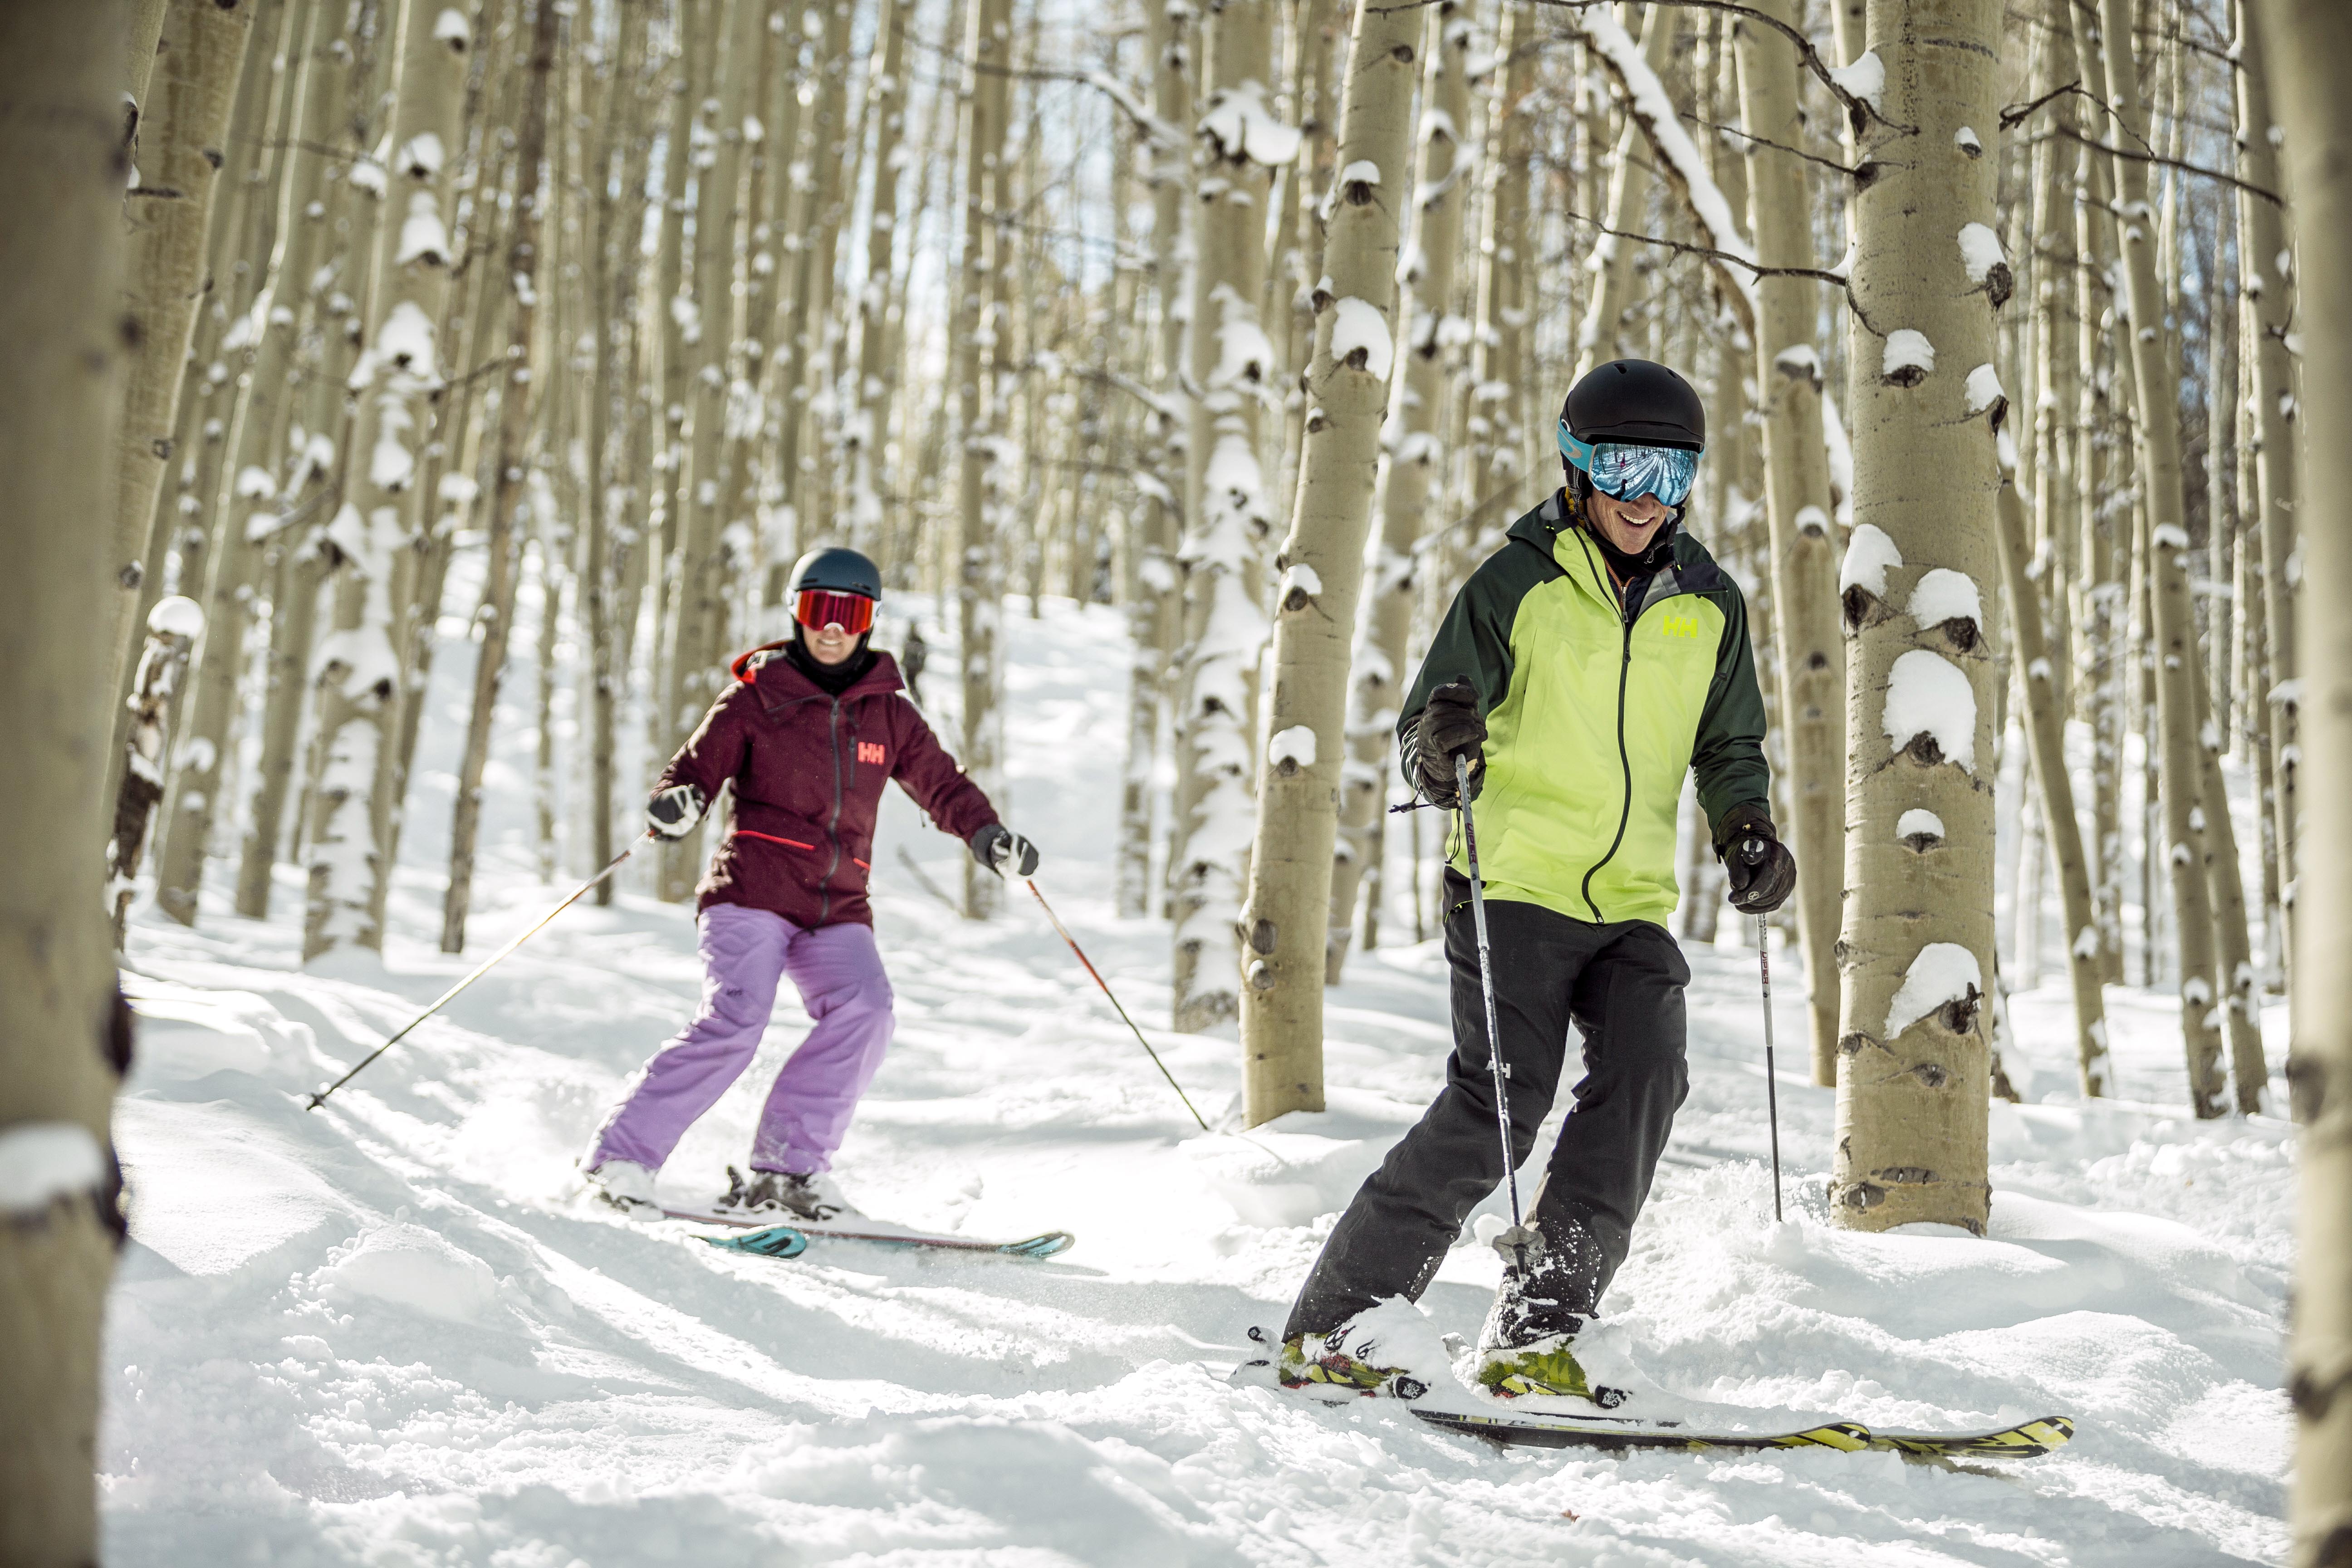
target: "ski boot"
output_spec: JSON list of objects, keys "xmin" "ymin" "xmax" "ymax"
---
[
  {"xmin": 1249, "ymin": 1324, "xmax": 1429, "ymax": 1401},
  {"xmin": 715, "ymin": 1165, "xmax": 861, "ymax": 1224},
  {"xmin": 1476, "ymin": 1222, "xmax": 1626, "ymax": 1406},
  {"xmin": 585, "ymin": 1160, "xmax": 660, "ymax": 1219}
]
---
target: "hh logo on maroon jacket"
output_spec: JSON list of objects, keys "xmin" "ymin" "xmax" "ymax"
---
[{"xmin": 857, "ymin": 741, "xmax": 886, "ymax": 766}]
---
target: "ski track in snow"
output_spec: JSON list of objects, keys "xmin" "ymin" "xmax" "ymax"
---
[{"xmin": 106, "ymin": 597, "xmax": 2291, "ymax": 1565}]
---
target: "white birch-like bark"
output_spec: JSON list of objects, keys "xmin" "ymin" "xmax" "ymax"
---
[
  {"xmin": 955, "ymin": 0, "xmax": 1016, "ymax": 920},
  {"xmin": 111, "ymin": 0, "xmax": 257, "ymax": 696},
  {"xmin": 657, "ymin": 0, "xmax": 759, "ymax": 903},
  {"xmin": 1118, "ymin": 0, "xmax": 1194, "ymax": 920},
  {"xmin": 442, "ymin": 0, "xmax": 562, "ymax": 953},
  {"xmin": 2093, "ymin": 0, "xmax": 2226, "ymax": 1117},
  {"xmin": 1736, "ymin": 0, "xmax": 1845, "ymax": 1086},
  {"xmin": 1327, "ymin": 0, "xmax": 1474, "ymax": 980},
  {"xmin": 0, "ymin": 16, "xmax": 129, "ymax": 1555},
  {"xmin": 1994, "ymin": 429, "xmax": 2111, "ymax": 1093},
  {"xmin": 2235, "ymin": 1, "xmax": 2301, "ymax": 977},
  {"xmin": 1169, "ymin": 0, "xmax": 1291, "ymax": 1025},
  {"xmin": 2244, "ymin": 7, "xmax": 2351, "ymax": 1556},
  {"xmin": 1830, "ymin": 0, "xmax": 2003, "ymax": 1234},
  {"xmin": 844, "ymin": 0, "xmax": 911, "ymax": 561},
  {"xmin": 302, "ymin": 0, "xmax": 470, "ymax": 962},
  {"xmin": 153, "ymin": 0, "xmax": 344, "ymax": 927},
  {"xmin": 1235, "ymin": 0, "xmax": 1419, "ymax": 1121}
]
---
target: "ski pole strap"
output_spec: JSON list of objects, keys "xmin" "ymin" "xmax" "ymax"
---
[
  {"xmin": 304, "ymin": 837, "xmax": 647, "ymax": 1112},
  {"xmin": 1024, "ymin": 878, "xmax": 1211, "ymax": 1132}
]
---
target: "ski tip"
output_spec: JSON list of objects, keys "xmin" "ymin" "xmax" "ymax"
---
[
  {"xmin": 1878, "ymin": 1415, "xmax": 2076, "ymax": 1459},
  {"xmin": 699, "ymin": 1224, "xmax": 810, "ymax": 1259},
  {"xmin": 997, "ymin": 1231, "xmax": 1076, "ymax": 1257}
]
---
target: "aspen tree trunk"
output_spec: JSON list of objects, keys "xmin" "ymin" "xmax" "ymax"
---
[
  {"xmin": 1327, "ymin": 0, "xmax": 1473, "ymax": 981},
  {"xmin": 2065, "ymin": 0, "xmax": 2127, "ymax": 987},
  {"xmin": 845, "ymin": 0, "xmax": 911, "ymax": 559},
  {"xmin": 2093, "ymin": 0, "xmax": 2226, "ymax": 1118},
  {"xmin": 108, "ymin": 603, "xmax": 202, "ymax": 944},
  {"xmin": 1996, "ymin": 431, "xmax": 2110, "ymax": 1093},
  {"xmin": 153, "ymin": 0, "xmax": 343, "ymax": 927},
  {"xmin": 652, "ymin": 13, "xmax": 702, "ymax": 600},
  {"xmin": 1236, "ymin": 0, "xmax": 1418, "ymax": 1121},
  {"xmin": 1573, "ymin": 10, "xmax": 1669, "ymax": 378},
  {"xmin": 443, "ymin": 0, "xmax": 562, "ymax": 954},
  {"xmin": 1169, "ymin": 0, "xmax": 1291, "ymax": 1023},
  {"xmin": 955, "ymin": 0, "xmax": 1016, "ymax": 920},
  {"xmin": 2031, "ymin": 0, "xmax": 2078, "ymax": 719},
  {"xmin": 1830, "ymin": 0, "xmax": 2003, "ymax": 1235},
  {"xmin": 586, "ymin": 0, "xmax": 652, "ymax": 905},
  {"xmin": 238, "ymin": 24, "xmax": 387, "ymax": 919},
  {"xmin": 1736, "ymin": 0, "xmax": 1844, "ymax": 1088},
  {"xmin": 2235, "ymin": 2, "xmax": 2300, "ymax": 968},
  {"xmin": 0, "ymin": 12, "xmax": 130, "ymax": 1557},
  {"xmin": 2193, "ymin": 647, "xmax": 2266, "ymax": 1112},
  {"xmin": 1452, "ymin": 0, "xmax": 1533, "ymax": 573},
  {"xmin": 1119, "ymin": 0, "xmax": 1194, "ymax": 919},
  {"xmin": 2243, "ymin": 11, "xmax": 2352, "ymax": 1559},
  {"xmin": 1268, "ymin": 0, "xmax": 1335, "ymax": 525},
  {"xmin": 112, "ymin": 0, "xmax": 257, "ymax": 698},
  {"xmin": 302, "ymin": 0, "xmax": 470, "ymax": 963},
  {"xmin": 801, "ymin": 0, "xmax": 859, "ymax": 532},
  {"xmin": 658, "ymin": 0, "xmax": 757, "ymax": 903}
]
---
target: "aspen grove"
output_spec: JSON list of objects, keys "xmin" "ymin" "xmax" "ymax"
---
[{"xmin": 5, "ymin": 0, "xmax": 2349, "ymax": 1560}]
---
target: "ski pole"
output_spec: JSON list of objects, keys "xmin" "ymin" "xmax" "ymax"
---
[
  {"xmin": 1024, "ymin": 877, "xmax": 1211, "ymax": 1132},
  {"xmin": 1740, "ymin": 838, "xmax": 1785, "ymax": 1224},
  {"xmin": 305, "ymin": 836, "xmax": 647, "ymax": 1112},
  {"xmin": 1456, "ymin": 754, "xmax": 1534, "ymax": 1277}
]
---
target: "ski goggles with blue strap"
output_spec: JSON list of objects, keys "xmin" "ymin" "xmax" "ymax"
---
[{"xmin": 1557, "ymin": 423, "xmax": 1703, "ymax": 508}]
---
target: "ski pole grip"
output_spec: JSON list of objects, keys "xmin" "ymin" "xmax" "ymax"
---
[{"xmin": 1739, "ymin": 836, "xmax": 1766, "ymax": 867}]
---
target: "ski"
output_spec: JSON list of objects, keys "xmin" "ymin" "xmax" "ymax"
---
[
  {"xmin": 699, "ymin": 1224, "xmax": 809, "ymax": 1259},
  {"xmin": 1410, "ymin": 1407, "xmax": 2076, "ymax": 1458},
  {"xmin": 661, "ymin": 1206, "xmax": 1075, "ymax": 1258},
  {"xmin": 1411, "ymin": 1407, "xmax": 1872, "ymax": 1452},
  {"xmin": 1871, "ymin": 1416, "xmax": 2075, "ymax": 1459}
]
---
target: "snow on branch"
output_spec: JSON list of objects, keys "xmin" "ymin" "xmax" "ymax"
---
[
  {"xmin": 1534, "ymin": 0, "xmax": 1916, "ymax": 137},
  {"xmin": 1569, "ymin": 8, "xmax": 1758, "ymax": 332}
]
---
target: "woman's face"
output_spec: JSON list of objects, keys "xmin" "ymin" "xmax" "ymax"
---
[{"xmin": 805, "ymin": 622, "xmax": 858, "ymax": 666}]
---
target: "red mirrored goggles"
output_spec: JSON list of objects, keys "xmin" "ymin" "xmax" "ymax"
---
[{"xmin": 794, "ymin": 588, "xmax": 876, "ymax": 637}]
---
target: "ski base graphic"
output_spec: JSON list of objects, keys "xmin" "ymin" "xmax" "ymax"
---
[
  {"xmin": 1410, "ymin": 1406, "xmax": 2074, "ymax": 1458},
  {"xmin": 662, "ymin": 1206, "xmax": 1075, "ymax": 1258}
]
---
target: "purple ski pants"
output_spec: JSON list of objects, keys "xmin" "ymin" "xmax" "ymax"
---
[{"xmin": 586, "ymin": 902, "xmax": 894, "ymax": 1176}]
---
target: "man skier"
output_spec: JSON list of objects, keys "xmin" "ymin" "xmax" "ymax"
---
[
  {"xmin": 1275, "ymin": 360, "xmax": 1795, "ymax": 1402},
  {"xmin": 581, "ymin": 547, "xmax": 1040, "ymax": 1223}
]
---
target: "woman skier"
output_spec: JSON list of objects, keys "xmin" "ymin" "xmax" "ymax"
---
[{"xmin": 582, "ymin": 547, "xmax": 1039, "ymax": 1222}]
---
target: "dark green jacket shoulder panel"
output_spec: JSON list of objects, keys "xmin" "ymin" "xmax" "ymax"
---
[
  {"xmin": 1668, "ymin": 530, "xmax": 1771, "ymax": 840},
  {"xmin": 1394, "ymin": 493, "xmax": 1571, "ymax": 790}
]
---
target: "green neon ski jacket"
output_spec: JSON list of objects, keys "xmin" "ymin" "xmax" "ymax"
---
[{"xmin": 1400, "ymin": 489, "xmax": 1771, "ymax": 928}]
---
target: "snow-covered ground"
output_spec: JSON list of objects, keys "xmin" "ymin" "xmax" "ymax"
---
[{"xmin": 106, "ymin": 596, "xmax": 2293, "ymax": 1564}]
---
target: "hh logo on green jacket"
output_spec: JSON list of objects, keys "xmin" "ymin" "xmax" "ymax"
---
[{"xmin": 1399, "ymin": 491, "xmax": 1770, "ymax": 928}]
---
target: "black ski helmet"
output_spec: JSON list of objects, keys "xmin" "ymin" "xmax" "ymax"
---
[
  {"xmin": 785, "ymin": 546, "xmax": 882, "ymax": 602},
  {"xmin": 1559, "ymin": 359, "xmax": 1707, "ymax": 454}
]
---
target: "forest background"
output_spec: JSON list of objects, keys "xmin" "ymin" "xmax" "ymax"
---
[{"xmin": 0, "ymin": 0, "xmax": 2347, "ymax": 1562}]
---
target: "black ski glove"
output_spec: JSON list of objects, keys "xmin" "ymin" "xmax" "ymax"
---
[
  {"xmin": 969, "ymin": 823, "xmax": 1040, "ymax": 878},
  {"xmin": 647, "ymin": 782, "xmax": 708, "ymax": 841},
  {"xmin": 1718, "ymin": 804, "xmax": 1796, "ymax": 914},
  {"xmin": 1412, "ymin": 678, "xmax": 1487, "ymax": 807}
]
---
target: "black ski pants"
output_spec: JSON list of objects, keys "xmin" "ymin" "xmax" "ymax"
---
[{"xmin": 1283, "ymin": 870, "xmax": 1691, "ymax": 1339}]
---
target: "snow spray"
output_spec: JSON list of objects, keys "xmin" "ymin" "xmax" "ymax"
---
[{"xmin": 304, "ymin": 836, "xmax": 649, "ymax": 1112}]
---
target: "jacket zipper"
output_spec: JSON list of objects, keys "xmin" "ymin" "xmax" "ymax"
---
[
  {"xmin": 821, "ymin": 696, "xmax": 845, "ymax": 922},
  {"xmin": 1572, "ymin": 532, "xmax": 1664, "ymax": 924}
]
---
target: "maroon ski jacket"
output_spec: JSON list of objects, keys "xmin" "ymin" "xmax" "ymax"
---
[{"xmin": 654, "ymin": 644, "xmax": 1000, "ymax": 929}]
